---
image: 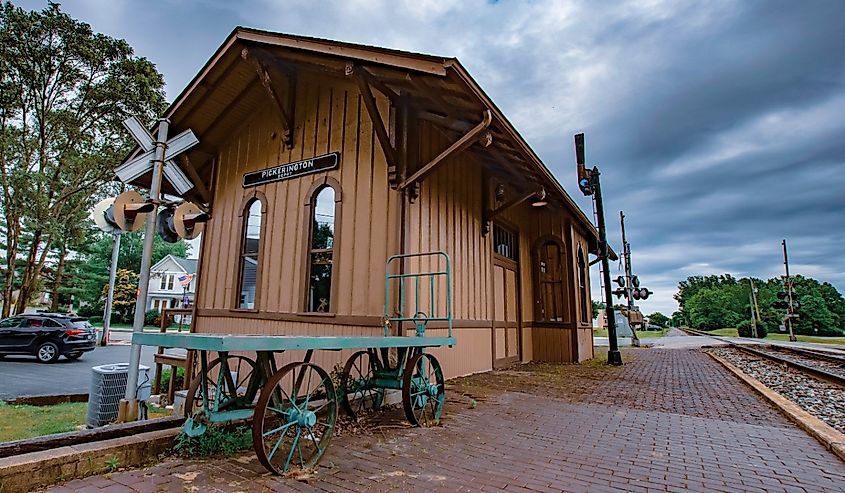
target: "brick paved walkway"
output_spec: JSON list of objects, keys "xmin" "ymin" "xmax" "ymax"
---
[{"xmin": 44, "ymin": 348, "xmax": 845, "ymax": 492}]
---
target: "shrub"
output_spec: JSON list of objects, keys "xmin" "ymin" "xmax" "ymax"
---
[
  {"xmin": 144, "ymin": 309, "xmax": 158, "ymax": 326},
  {"xmin": 173, "ymin": 426, "xmax": 252, "ymax": 457},
  {"xmin": 737, "ymin": 319, "xmax": 767, "ymax": 338},
  {"xmin": 159, "ymin": 367, "xmax": 185, "ymax": 390},
  {"xmin": 88, "ymin": 316, "xmax": 103, "ymax": 324}
]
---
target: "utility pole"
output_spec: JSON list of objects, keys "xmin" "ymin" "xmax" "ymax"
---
[
  {"xmin": 782, "ymin": 239, "xmax": 797, "ymax": 342},
  {"xmin": 119, "ymin": 119, "xmax": 169, "ymax": 421},
  {"xmin": 619, "ymin": 212, "xmax": 640, "ymax": 347},
  {"xmin": 99, "ymin": 232, "xmax": 121, "ymax": 346},
  {"xmin": 575, "ymin": 133, "xmax": 622, "ymax": 365},
  {"xmin": 749, "ymin": 278, "xmax": 762, "ymax": 338}
]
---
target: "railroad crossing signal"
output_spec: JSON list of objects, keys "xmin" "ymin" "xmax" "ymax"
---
[
  {"xmin": 611, "ymin": 274, "xmax": 652, "ymax": 300},
  {"xmin": 773, "ymin": 290, "xmax": 800, "ymax": 311},
  {"xmin": 114, "ymin": 116, "xmax": 199, "ymax": 194}
]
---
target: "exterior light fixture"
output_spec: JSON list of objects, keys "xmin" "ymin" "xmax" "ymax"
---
[{"xmin": 531, "ymin": 188, "xmax": 548, "ymax": 207}]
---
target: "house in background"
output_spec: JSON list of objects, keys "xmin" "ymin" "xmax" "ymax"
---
[{"xmin": 147, "ymin": 255, "xmax": 198, "ymax": 312}]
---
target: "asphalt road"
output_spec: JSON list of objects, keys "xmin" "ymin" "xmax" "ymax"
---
[{"xmin": 0, "ymin": 331, "xmax": 180, "ymax": 400}]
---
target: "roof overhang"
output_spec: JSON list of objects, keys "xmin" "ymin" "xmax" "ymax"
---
[{"xmin": 119, "ymin": 27, "xmax": 599, "ymax": 243}]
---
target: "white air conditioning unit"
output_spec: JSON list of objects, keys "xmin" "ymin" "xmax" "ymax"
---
[{"xmin": 86, "ymin": 363, "xmax": 151, "ymax": 428}]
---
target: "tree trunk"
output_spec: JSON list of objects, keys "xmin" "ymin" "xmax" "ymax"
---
[
  {"xmin": 2, "ymin": 219, "xmax": 20, "ymax": 317},
  {"xmin": 50, "ymin": 243, "xmax": 67, "ymax": 312},
  {"xmin": 15, "ymin": 230, "xmax": 43, "ymax": 314}
]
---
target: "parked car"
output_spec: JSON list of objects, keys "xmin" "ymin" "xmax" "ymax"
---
[{"xmin": 0, "ymin": 313, "xmax": 96, "ymax": 363}]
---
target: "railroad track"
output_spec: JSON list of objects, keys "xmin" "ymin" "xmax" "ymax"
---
[{"xmin": 680, "ymin": 328, "xmax": 845, "ymax": 388}]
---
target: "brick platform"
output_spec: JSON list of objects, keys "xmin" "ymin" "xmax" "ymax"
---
[{"xmin": 41, "ymin": 348, "xmax": 845, "ymax": 492}]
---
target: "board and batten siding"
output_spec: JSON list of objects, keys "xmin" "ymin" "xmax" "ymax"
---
[{"xmin": 193, "ymin": 70, "xmax": 594, "ymax": 380}]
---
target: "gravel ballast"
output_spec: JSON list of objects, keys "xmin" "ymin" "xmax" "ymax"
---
[{"xmin": 709, "ymin": 347, "xmax": 845, "ymax": 434}]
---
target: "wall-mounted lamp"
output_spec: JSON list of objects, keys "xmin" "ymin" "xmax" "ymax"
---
[
  {"xmin": 495, "ymin": 183, "xmax": 506, "ymax": 202},
  {"xmin": 485, "ymin": 187, "xmax": 550, "ymax": 232},
  {"xmin": 531, "ymin": 188, "xmax": 548, "ymax": 207}
]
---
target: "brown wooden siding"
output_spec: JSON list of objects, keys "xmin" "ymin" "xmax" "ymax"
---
[{"xmin": 193, "ymin": 69, "xmax": 595, "ymax": 378}]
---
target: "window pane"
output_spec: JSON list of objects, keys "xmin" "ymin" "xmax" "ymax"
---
[
  {"xmin": 243, "ymin": 200, "xmax": 262, "ymax": 255},
  {"xmin": 239, "ymin": 254, "xmax": 258, "ymax": 309},
  {"xmin": 308, "ymin": 251, "xmax": 333, "ymax": 312},
  {"xmin": 311, "ymin": 187, "xmax": 335, "ymax": 250}
]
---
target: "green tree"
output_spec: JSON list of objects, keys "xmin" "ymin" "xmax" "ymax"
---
[
  {"xmin": 62, "ymin": 229, "xmax": 189, "ymax": 311},
  {"xmin": 647, "ymin": 312, "xmax": 670, "ymax": 328},
  {"xmin": 671, "ymin": 311, "xmax": 685, "ymax": 327},
  {"xmin": 0, "ymin": 2, "xmax": 166, "ymax": 316},
  {"xmin": 105, "ymin": 268, "xmax": 139, "ymax": 323},
  {"xmin": 686, "ymin": 287, "xmax": 742, "ymax": 331},
  {"xmin": 591, "ymin": 300, "xmax": 604, "ymax": 320}
]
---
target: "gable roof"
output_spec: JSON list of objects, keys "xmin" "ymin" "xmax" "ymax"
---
[
  {"xmin": 121, "ymin": 27, "xmax": 600, "ymax": 248},
  {"xmin": 150, "ymin": 254, "xmax": 198, "ymax": 274}
]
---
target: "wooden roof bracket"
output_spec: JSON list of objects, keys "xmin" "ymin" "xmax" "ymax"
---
[
  {"xmin": 179, "ymin": 154, "xmax": 212, "ymax": 207},
  {"xmin": 351, "ymin": 63, "xmax": 399, "ymax": 175},
  {"xmin": 241, "ymin": 47, "xmax": 296, "ymax": 149},
  {"xmin": 398, "ymin": 109, "xmax": 493, "ymax": 192}
]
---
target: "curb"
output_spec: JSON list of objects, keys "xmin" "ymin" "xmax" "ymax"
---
[
  {"xmin": 707, "ymin": 351, "xmax": 845, "ymax": 462},
  {"xmin": 0, "ymin": 427, "xmax": 179, "ymax": 493}
]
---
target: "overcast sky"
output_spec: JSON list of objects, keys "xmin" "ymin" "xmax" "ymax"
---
[{"xmin": 21, "ymin": 0, "xmax": 845, "ymax": 315}]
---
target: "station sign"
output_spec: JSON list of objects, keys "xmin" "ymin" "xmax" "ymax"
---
[{"xmin": 243, "ymin": 152, "xmax": 339, "ymax": 188}]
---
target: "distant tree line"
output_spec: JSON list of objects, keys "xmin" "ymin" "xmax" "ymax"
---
[{"xmin": 674, "ymin": 274, "xmax": 845, "ymax": 336}]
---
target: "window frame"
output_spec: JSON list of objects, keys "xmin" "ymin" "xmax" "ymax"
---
[
  {"xmin": 300, "ymin": 177, "xmax": 342, "ymax": 315},
  {"xmin": 577, "ymin": 245, "xmax": 590, "ymax": 324},
  {"xmin": 233, "ymin": 192, "xmax": 267, "ymax": 311}
]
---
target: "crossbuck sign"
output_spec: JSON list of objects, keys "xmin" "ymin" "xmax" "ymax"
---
[{"xmin": 115, "ymin": 116, "xmax": 199, "ymax": 194}]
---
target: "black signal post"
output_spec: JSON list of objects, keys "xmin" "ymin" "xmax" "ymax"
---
[{"xmin": 575, "ymin": 133, "xmax": 623, "ymax": 366}]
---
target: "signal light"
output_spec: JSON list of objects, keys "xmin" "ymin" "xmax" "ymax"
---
[
  {"xmin": 612, "ymin": 288, "xmax": 626, "ymax": 299},
  {"xmin": 615, "ymin": 276, "xmax": 625, "ymax": 287},
  {"xmin": 631, "ymin": 275, "xmax": 640, "ymax": 288},
  {"xmin": 156, "ymin": 201, "xmax": 209, "ymax": 243},
  {"xmin": 574, "ymin": 133, "xmax": 594, "ymax": 196}
]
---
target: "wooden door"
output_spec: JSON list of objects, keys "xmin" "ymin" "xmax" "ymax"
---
[{"xmin": 492, "ymin": 256, "xmax": 521, "ymax": 368}]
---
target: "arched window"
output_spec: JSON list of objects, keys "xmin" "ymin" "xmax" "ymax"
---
[
  {"xmin": 535, "ymin": 239, "xmax": 566, "ymax": 322},
  {"xmin": 238, "ymin": 199, "xmax": 262, "ymax": 309},
  {"xmin": 577, "ymin": 246, "xmax": 589, "ymax": 323},
  {"xmin": 306, "ymin": 186, "xmax": 336, "ymax": 312}
]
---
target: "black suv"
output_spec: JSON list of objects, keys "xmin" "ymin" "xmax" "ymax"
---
[{"xmin": 0, "ymin": 313, "xmax": 96, "ymax": 363}]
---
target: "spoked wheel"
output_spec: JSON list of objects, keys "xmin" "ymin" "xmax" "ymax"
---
[
  {"xmin": 402, "ymin": 352, "xmax": 445, "ymax": 427},
  {"xmin": 252, "ymin": 362, "xmax": 337, "ymax": 475},
  {"xmin": 184, "ymin": 355, "xmax": 259, "ymax": 436},
  {"xmin": 341, "ymin": 350, "xmax": 384, "ymax": 419}
]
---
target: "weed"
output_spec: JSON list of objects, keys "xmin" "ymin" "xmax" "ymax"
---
[
  {"xmin": 105, "ymin": 455, "xmax": 120, "ymax": 472},
  {"xmin": 173, "ymin": 426, "xmax": 252, "ymax": 458}
]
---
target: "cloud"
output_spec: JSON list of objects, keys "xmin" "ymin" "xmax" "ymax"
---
[{"xmin": 19, "ymin": 0, "xmax": 845, "ymax": 317}]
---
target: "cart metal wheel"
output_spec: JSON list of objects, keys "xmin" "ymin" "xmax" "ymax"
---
[
  {"xmin": 341, "ymin": 350, "xmax": 384, "ymax": 419},
  {"xmin": 402, "ymin": 352, "xmax": 445, "ymax": 426},
  {"xmin": 184, "ymin": 355, "xmax": 258, "ymax": 435},
  {"xmin": 252, "ymin": 362, "xmax": 337, "ymax": 475}
]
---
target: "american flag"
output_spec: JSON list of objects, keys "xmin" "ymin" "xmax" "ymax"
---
[{"xmin": 178, "ymin": 273, "xmax": 194, "ymax": 287}]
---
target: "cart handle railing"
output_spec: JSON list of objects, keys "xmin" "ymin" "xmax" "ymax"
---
[{"xmin": 384, "ymin": 251, "xmax": 453, "ymax": 338}]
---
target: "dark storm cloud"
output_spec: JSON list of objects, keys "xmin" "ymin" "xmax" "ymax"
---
[{"xmin": 18, "ymin": 0, "xmax": 845, "ymax": 314}]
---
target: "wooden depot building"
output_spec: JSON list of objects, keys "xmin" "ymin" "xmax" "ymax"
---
[{"xmin": 124, "ymin": 28, "xmax": 604, "ymax": 379}]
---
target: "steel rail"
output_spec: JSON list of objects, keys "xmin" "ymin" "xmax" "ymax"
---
[{"xmin": 680, "ymin": 328, "xmax": 845, "ymax": 388}]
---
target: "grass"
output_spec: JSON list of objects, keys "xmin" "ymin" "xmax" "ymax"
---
[
  {"xmin": 592, "ymin": 328, "xmax": 668, "ymax": 338},
  {"xmin": 0, "ymin": 401, "xmax": 171, "ymax": 443},
  {"xmin": 700, "ymin": 328, "xmax": 845, "ymax": 345},
  {"xmin": 0, "ymin": 401, "xmax": 86, "ymax": 442}
]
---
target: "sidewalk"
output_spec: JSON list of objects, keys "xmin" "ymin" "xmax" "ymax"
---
[{"xmin": 43, "ymin": 347, "xmax": 845, "ymax": 492}]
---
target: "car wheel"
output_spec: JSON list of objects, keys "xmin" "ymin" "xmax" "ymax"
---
[
  {"xmin": 36, "ymin": 341, "xmax": 60, "ymax": 363},
  {"xmin": 65, "ymin": 352, "xmax": 83, "ymax": 361}
]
